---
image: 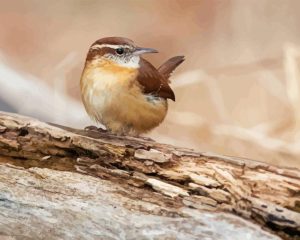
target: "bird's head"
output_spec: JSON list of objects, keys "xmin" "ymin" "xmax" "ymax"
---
[{"xmin": 86, "ymin": 37, "xmax": 158, "ymax": 68}]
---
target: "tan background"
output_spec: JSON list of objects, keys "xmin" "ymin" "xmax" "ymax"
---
[{"xmin": 1, "ymin": 0, "xmax": 300, "ymax": 167}]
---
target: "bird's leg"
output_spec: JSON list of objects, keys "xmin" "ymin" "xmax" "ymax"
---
[{"xmin": 84, "ymin": 125, "xmax": 108, "ymax": 133}]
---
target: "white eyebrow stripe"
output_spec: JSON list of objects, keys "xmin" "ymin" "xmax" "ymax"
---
[{"xmin": 91, "ymin": 44, "xmax": 131, "ymax": 50}]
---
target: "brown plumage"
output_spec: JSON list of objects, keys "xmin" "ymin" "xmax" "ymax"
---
[
  {"xmin": 80, "ymin": 37, "xmax": 184, "ymax": 135},
  {"xmin": 137, "ymin": 58, "xmax": 176, "ymax": 101},
  {"xmin": 93, "ymin": 37, "xmax": 135, "ymax": 46},
  {"xmin": 158, "ymin": 56, "xmax": 185, "ymax": 80}
]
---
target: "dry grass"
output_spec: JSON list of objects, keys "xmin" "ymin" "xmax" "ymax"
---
[{"xmin": 150, "ymin": 46, "xmax": 300, "ymax": 168}]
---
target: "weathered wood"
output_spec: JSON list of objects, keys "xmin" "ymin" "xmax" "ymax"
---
[{"xmin": 0, "ymin": 111, "xmax": 299, "ymax": 240}]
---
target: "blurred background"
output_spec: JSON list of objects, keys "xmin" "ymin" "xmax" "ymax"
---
[{"xmin": 1, "ymin": 0, "xmax": 300, "ymax": 168}]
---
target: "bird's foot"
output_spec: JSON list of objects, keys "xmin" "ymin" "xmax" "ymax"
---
[
  {"xmin": 84, "ymin": 125, "xmax": 108, "ymax": 133},
  {"xmin": 136, "ymin": 136, "xmax": 155, "ymax": 142}
]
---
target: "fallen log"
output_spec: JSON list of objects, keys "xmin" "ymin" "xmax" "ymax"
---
[{"xmin": 0, "ymin": 111, "xmax": 299, "ymax": 240}]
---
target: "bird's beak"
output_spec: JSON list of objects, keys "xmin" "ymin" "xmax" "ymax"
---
[{"xmin": 133, "ymin": 47, "xmax": 158, "ymax": 55}]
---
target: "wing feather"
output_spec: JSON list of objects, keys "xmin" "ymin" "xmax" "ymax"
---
[{"xmin": 137, "ymin": 58, "xmax": 175, "ymax": 101}]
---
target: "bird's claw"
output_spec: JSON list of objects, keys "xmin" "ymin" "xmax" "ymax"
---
[{"xmin": 84, "ymin": 125, "xmax": 107, "ymax": 133}]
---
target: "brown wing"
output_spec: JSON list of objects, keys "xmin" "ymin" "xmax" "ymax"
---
[
  {"xmin": 158, "ymin": 56, "xmax": 185, "ymax": 81},
  {"xmin": 137, "ymin": 58, "xmax": 175, "ymax": 101}
]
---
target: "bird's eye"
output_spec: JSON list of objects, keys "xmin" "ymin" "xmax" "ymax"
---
[{"xmin": 116, "ymin": 48, "xmax": 124, "ymax": 55}]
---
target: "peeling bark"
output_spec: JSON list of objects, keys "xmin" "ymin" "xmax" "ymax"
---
[{"xmin": 0, "ymin": 111, "xmax": 299, "ymax": 240}]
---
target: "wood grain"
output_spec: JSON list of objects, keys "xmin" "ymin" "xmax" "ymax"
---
[{"xmin": 0, "ymin": 111, "xmax": 299, "ymax": 239}]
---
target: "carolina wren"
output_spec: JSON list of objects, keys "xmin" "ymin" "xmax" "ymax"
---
[{"xmin": 80, "ymin": 37, "xmax": 184, "ymax": 136}]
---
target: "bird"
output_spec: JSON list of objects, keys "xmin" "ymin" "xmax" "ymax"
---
[{"xmin": 80, "ymin": 37, "xmax": 184, "ymax": 136}]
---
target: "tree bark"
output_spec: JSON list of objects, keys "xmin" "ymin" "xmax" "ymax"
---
[{"xmin": 0, "ymin": 111, "xmax": 299, "ymax": 240}]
